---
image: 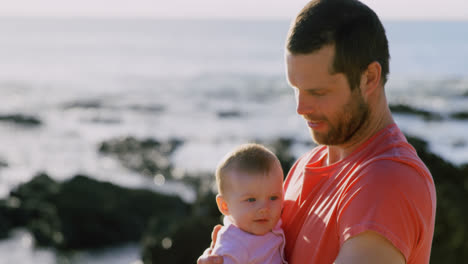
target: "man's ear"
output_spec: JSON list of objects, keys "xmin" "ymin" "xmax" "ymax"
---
[
  {"xmin": 360, "ymin": 61, "xmax": 382, "ymax": 98},
  {"xmin": 216, "ymin": 194, "xmax": 230, "ymax": 216}
]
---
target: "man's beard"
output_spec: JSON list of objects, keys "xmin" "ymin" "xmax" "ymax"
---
[{"xmin": 310, "ymin": 90, "xmax": 370, "ymax": 146}]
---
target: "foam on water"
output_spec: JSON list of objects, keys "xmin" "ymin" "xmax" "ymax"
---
[
  {"xmin": 0, "ymin": 230, "xmax": 142, "ymax": 264},
  {"xmin": 0, "ymin": 230, "xmax": 56, "ymax": 264}
]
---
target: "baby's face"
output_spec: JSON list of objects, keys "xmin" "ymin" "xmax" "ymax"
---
[{"xmin": 222, "ymin": 163, "xmax": 283, "ymax": 235}]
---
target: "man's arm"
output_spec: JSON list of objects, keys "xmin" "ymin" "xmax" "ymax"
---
[{"xmin": 334, "ymin": 231, "xmax": 406, "ymax": 264}]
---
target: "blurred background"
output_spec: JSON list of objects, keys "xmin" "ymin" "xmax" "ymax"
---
[{"xmin": 0, "ymin": 0, "xmax": 467, "ymax": 263}]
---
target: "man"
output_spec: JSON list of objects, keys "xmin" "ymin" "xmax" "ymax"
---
[{"xmin": 199, "ymin": 0, "xmax": 436, "ymax": 263}]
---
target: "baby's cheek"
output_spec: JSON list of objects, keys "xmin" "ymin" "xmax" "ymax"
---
[{"xmin": 272, "ymin": 206, "xmax": 282, "ymax": 219}]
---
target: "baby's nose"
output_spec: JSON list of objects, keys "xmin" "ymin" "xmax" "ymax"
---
[{"xmin": 258, "ymin": 204, "xmax": 270, "ymax": 214}]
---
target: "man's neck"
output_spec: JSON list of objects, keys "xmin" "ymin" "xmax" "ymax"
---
[{"xmin": 325, "ymin": 106, "xmax": 394, "ymax": 166}]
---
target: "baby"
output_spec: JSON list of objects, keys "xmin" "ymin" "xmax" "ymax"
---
[{"xmin": 212, "ymin": 143, "xmax": 287, "ymax": 264}]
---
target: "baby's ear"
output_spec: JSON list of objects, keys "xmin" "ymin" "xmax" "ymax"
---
[{"xmin": 216, "ymin": 194, "xmax": 230, "ymax": 215}]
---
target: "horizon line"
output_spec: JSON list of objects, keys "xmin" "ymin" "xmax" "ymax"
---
[{"xmin": 0, "ymin": 14, "xmax": 467, "ymax": 23}]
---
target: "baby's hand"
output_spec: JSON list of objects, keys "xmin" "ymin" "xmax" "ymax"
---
[{"xmin": 197, "ymin": 225, "xmax": 223, "ymax": 264}]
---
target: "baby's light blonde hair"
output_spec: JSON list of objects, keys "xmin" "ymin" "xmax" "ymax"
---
[{"xmin": 215, "ymin": 143, "xmax": 282, "ymax": 195}]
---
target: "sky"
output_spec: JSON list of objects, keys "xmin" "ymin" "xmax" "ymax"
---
[{"xmin": 0, "ymin": 0, "xmax": 467, "ymax": 21}]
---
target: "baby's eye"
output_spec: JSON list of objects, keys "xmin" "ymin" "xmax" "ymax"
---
[
  {"xmin": 270, "ymin": 196, "xmax": 279, "ymax": 201},
  {"xmin": 246, "ymin": 198, "xmax": 256, "ymax": 202}
]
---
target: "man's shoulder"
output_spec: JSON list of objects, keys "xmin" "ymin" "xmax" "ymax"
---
[
  {"xmin": 360, "ymin": 137, "xmax": 432, "ymax": 183},
  {"xmin": 350, "ymin": 125, "xmax": 435, "ymax": 198},
  {"xmin": 359, "ymin": 124, "xmax": 431, "ymax": 175},
  {"xmin": 355, "ymin": 158, "xmax": 436, "ymax": 208},
  {"xmin": 359, "ymin": 159, "xmax": 428, "ymax": 183}
]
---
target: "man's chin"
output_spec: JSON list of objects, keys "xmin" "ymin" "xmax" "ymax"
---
[
  {"xmin": 310, "ymin": 132, "xmax": 328, "ymax": 145},
  {"xmin": 311, "ymin": 132, "xmax": 344, "ymax": 146}
]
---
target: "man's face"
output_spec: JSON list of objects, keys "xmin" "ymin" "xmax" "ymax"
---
[{"xmin": 286, "ymin": 45, "xmax": 369, "ymax": 146}]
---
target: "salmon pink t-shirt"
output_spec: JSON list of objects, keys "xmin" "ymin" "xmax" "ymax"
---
[{"xmin": 282, "ymin": 124, "xmax": 436, "ymax": 264}]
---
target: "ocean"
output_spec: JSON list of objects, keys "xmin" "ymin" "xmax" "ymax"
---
[{"xmin": 0, "ymin": 17, "xmax": 467, "ymax": 263}]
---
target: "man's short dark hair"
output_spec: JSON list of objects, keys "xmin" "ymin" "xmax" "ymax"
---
[{"xmin": 286, "ymin": 0, "xmax": 390, "ymax": 89}]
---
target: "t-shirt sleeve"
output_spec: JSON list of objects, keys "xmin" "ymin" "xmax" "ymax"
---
[
  {"xmin": 211, "ymin": 228, "xmax": 248, "ymax": 264},
  {"xmin": 336, "ymin": 159, "xmax": 434, "ymax": 261}
]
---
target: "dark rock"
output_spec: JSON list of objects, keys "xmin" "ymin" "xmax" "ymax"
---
[
  {"xmin": 0, "ymin": 200, "xmax": 13, "ymax": 238},
  {"xmin": 0, "ymin": 159, "xmax": 7, "ymax": 168},
  {"xmin": 406, "ymin": 135, "xmax": 468, "ymax": 263},
  {"xmin": 129, "ymin": 105, "xmax": 166, "ymax": 113},
  {"xmin": 87, "ymin": 117, "xmax": 121, "ymax": 124},
  {"xmin": 12, "ymin": 173, "xmax": 61, "ymax": 202},
  {"xmin": 1, "ymin": 174, "xmax": 60, "ymax": 240},
  {"xmin": 217, "ymin": 110, "xmax": 242, "ymax": 118},
  {"xmin": 99, "ymin": 137, "xmax": 184, "ymax": 178},
  {"xmin": 390, "ymin": 104, "xmax": 443, "ymax": 121},
  {"xmin": 450, "ymin": 111, "xmax": 468, "ymax": 120},
  {"xmin": 268, "ymin": 138, "xmax": 297, "ymax": 179},
  {"xmin": 0, "ymin": 114, "xmax": 42, "ymax": 126},
  {"xmin": 0, "ymin": 173, "xmax": 61, "ymax": 241},
  {"xmin": 141, "ymin": 215, "xmax": 217, "ymax": 264},
  {"xmin": 6, "ymin": 173, "xmax": 191, "ymax": 250},
  {"xmin": 141, "ymin": 191, "xmax": 220, "ymax": 264},
  {"xmin": 63, "ymin": 100, "xmax": 102, "ymax": 109},
  {"xmin": 452, "ymin": 139, "xmax": 467, "ymax": 148},
  {"xmin": 54, "ymin": 175, "xmax": 189, "ymax": 249}
]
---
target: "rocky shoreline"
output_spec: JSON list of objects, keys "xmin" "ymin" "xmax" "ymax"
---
[
  {"xmin": 0, "ymin": 114, "xmax": 42, "ymax": 126},
  {"xmin": 0, "ymin": 135, "xmax": 467, "ymax": 263},
  {"xmin": 389, "ymin": 104, "xmax": 468, "ymax": 121}
]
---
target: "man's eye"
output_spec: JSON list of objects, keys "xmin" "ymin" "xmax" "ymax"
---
[
  {"xmin": 246, "ymin": 198, "xmax": 256, "ymax": 202},
  {"xmin": 270, "ymin": 196, "xmax": 278, "ymax": 201},
  {"xmin": 308, "ymin": 91, "xmax": 325, "ymax": 96}
]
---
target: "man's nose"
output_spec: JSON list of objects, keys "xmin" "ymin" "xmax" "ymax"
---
[{"xmin": 295, "ymin": 92, "xmax": 314, "ymax": 116}]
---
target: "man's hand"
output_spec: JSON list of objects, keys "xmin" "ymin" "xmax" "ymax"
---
[{"xmin": 197, "ymin": 225, "xmax": 224, "ymax": 264}]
